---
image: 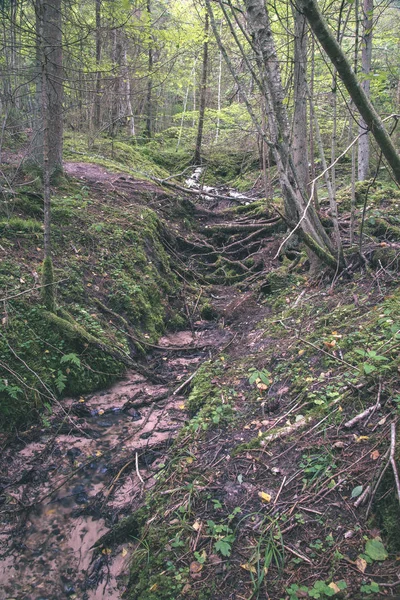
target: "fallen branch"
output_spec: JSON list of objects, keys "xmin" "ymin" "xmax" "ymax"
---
[{"xmin": 344, "ymin": 403, "xmax": 382, "ymax": 429}]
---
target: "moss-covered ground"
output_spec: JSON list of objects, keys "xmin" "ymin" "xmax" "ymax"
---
[{"xmin": 0, "ymin": 160, "xmax": 188, "ymax": 426}]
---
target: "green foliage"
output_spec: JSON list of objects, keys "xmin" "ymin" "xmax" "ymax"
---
[
  {"xmin": 364, "ymin": 538, "xmax": 388, "ymax": 562},
  {"xmin": 206, "ymin": 519, "xmax": 235, "ymax": 557},
  {"xmin": 286, "ymin": 580, "xmax": 347, "ymax": 599}
]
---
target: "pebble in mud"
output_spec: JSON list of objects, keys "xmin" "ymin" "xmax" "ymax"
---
[
  {"xmin": 72, "ymin": 484, "xmax": 89, "ymax": 505},
  {"xmin": 63, "ymin": 583, "xmax": 76, "ymax": 596},
  {"xmin": 66, "ymin": 447, "xmax": 82, "ymax": 462},
  {"xmin": 97, "ymin": 419, "xmax": 113, "ymax": 428},
  {"xmin": 126, "ymin": 408, "xmax": 142, "ymax": 421}
]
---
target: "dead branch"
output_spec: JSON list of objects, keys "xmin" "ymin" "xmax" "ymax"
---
[{"xmin": 344, "ymin": 403, "xmax": 382, "ymax": 429}]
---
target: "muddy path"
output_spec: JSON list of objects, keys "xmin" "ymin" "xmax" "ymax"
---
[{"xmin": 0, "ymin": 326, "xmax": 234, "ymax": 600}]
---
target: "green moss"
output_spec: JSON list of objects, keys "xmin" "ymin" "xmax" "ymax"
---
[
  {"xmin": 0, "ymin": 173, "xmax": 183, "ymax": 428},
  {"xmin": 200, "ymin": 302, "xmax": 219, "ymax": 321},
  {"xmin": 186, "ymin": 362, "xmax": 221, "ymax": 416},
  {"xmin": 41, "ymin": 256, "xmax": 55, "ymax": 312},
  {"xmin": 0, "ymin": 217, "xmax": 43, "ymax": 235}
]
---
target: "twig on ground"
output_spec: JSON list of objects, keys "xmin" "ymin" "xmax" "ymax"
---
[
  {"xmin": 344, "ymin": 403, "xmax": 382, "ymax": 429},
  {"xmin": 135, "ymin": 452, "xmax": 144, "ymax": 485}
]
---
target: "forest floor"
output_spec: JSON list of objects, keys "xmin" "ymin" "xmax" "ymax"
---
[{"xmin": 1, "ymin": 158, "xmax": 400, "ymax": 600}]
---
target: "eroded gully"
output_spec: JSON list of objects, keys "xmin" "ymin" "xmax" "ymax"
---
[{"xmin": 0, "ymin": 325, "xmax": 233, "ymax": 600}]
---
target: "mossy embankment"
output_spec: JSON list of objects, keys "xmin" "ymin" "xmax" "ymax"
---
[{"xmin": 0, "ymin": 165, "xmax": 189, "ymax": 427}]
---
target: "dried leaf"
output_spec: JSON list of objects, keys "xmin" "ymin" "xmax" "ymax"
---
[
  {"xmin": 149, "ymin": 583, "xmax": 159, "ymax": 592},
  {"xmin": 190, "ymin": 561, "xmax": 203, "ymax": 577},
  {"xmin": 257, "ymin": 382, "xmax": 268, "ymax": 390},
  {"xmin": 328, "ymin": 582, "xmax": 340, "ymax": 593},
  {"xmin": 181, "ymin": 584, "xmax": 192, "ymax": 595},
  {"xmin": 356, "ymin": 557, "xmax": 367, "ymax": 573},
  {"xmin": 371, "ymin": 450, "xmax": 380, "ymax": 460},
  {"xmin": 240, "ymin": 563, "xmax": 257, "ymax": 574},
  {"xmin": 192, "ymin": 520, "xmax": 202, "ymax": 531},
  {"xmin": 121, "ymin": 547, "xmax": 128, "ymax": 557},
  {"xmin": 258, "ymin": 491, "xmax": 272, "ymax": 503}
]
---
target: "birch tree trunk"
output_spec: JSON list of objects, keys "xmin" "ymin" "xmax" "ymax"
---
[{"xmin": 243, "ymin": 0, "xmax": 336, "ymax": 259}]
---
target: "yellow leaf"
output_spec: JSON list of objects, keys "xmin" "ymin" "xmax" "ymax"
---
[
  {"xmin": 328, "ymin": 582, "xmax": 341, "ymax": 593},
  {"xmin": 371, "ymin": 450, "xmax": 380, "ymax": 460},
  {"xmin": 102, "ymin": 548, "xmax": 112, "ymax": 555},
  {"xmin": 98, "ymin": 409, "xmax": 104, "ymax": 415},
  {"xmin": 122, "ymin": 547, "xmax": 128, "ymax": 557},
  {"xmin": 298, "ymin": 349, "xmax": 305, "ymax": 356},
  {"xmin": 186, "ymin": 457, "xmax": 194, "ymax": 464},
  {"xmin": 338, "ymin": 405, "xmax": 343, "ymax": 412},
  {"xmin": 95, "ymin": 450, "xmax": 103, "ymax": 457},
  {"xmin": 87, "ymin": 283, "xmax": 92, "ymax": 287},
  {"xmin": 192, "ymin": 520, "xmax": 202, "ymax": 531},
  {"xmin": 240, "ymin": 563, "xmax": 257, "ymax": 574},
  {"xmin": 179, "ymin": 404, "xmax": 186, "ymax": 410},
  {"xmin": 149, "ymin": 583, "xmax": 158, "ymax": 592},
  {"xmin": 356, "ymin": 557, "xmax": 367, "ymax": 573},
  {"xmin": 258, "ymin": 491, "xmax": 272, "ymax": 503},
  {"xmin": 79, "ymin": 397, "xmax": 85, "ymax": 403},
  {"xmin": 355, "ymin": 435, "xmax": 369, "ymax": 442},
  {"xmin": 220, "ymin": 356, "xmax": 225, "ymax": 362},
  {"xmin": 258, "ymin": 430, "xmax": 263, "ymax": 437},
  {"xmin": 324, "ymin": 340, "xmax": 336, "ymax": 348},
  {"xmin": 257, "ymin": 382, "xmax": 268, "ymax": 390}
]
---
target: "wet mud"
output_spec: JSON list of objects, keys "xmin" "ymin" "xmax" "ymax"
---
[{"xmin": 0, "ymin": 327, "xmax": 232, "ymax": 600}]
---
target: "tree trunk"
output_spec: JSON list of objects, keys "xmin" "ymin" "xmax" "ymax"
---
[
  {"xmin": 243, "ymin": 0, "xmax": 336, "ymax": 259},
  {"xmin": 296, "ymin": 0, "xmax": 400, "ymax": 185},
  {"xmin": 292, "ymin": 7, "xmax": 309, "ymax": 195},
  {"xmin": 94, "ymin": 0, "xmax": 101, "ymax": 128},
  {"xmin": 32, "ymin": 0, "xmax": 63, "ymax": 178},
  {"xmin": 358, "ymin": 0, "xmax": 373, "ymax": 181},
  {"xmin": 144, "ymin": 0, "xmax": 153, "ymax": 139},
  {"xmin": 194, "ymin": 12, "xmax": 209, "ymax": 165}
]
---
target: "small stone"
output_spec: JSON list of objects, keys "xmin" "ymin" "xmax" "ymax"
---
[
  {"xmin": 97, "ymin": 420, "xmax": 113, "ymax": 428},
  {"xmin": 344, "ymin": 530, "xmax": 354, "ymax": 539},
  {"xmin": 63, "ymin": 583, "xmax": 76, "ymax": 596},
  {"xmin": 127, "ymin": 408, "xmax": 142, "ymax": 421}
]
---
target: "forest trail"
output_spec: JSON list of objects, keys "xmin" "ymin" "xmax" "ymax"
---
[{"xmin": 0, "ymin": 165, "xmax": 274, "ymax": 599}]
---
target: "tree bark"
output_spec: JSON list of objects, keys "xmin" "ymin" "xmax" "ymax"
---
[
  {"xmin": 243, "ymin": 0, "xmax": 337, "ymax": 259},
  {"xmin": 296, "ymin": 0, "xmax": 400, "ymax": 185},
  {"xmin": 194, "ymin": 12, "xmax": 209, "ymax": 165},
  {"xmin": 358, "ymin": 0, "xmax": 373, "ymax": 181},
  {"xmin": 94, "ymin": 0, "xmax": 101, "ymax": 129},
  {"xmin": 144, "ymin": 0, "xmax": 153, "ymax": 139},
  {"xmin": 32, "ymin": 0, "xmax": 63, "ymax": 177},
  {"xmin": 292, "ymin": 7, "xmax": 309, "ymax": 196}
]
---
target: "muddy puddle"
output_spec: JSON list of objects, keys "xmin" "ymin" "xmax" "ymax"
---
[{"xmin": 0, "ymin": 327, "xmax": 232, "ymax": 600}]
